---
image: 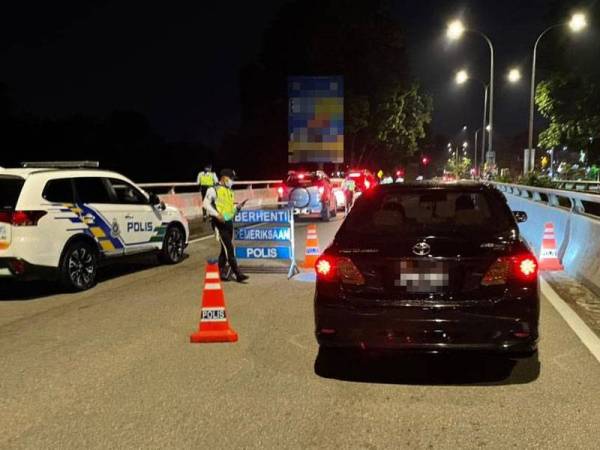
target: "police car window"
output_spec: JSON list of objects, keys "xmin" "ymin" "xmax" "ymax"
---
[
  {"xmin": 73, "ymin": 178, "xmax": 112, "ymax": 204},
  {"xmin": 107, "ymin": 179, "xmax": 147, "ymax": 205},
  {"xmin": 43, "ymin": 179, "xmax": 74, "ymax": 203},
  {"xmin": 0, "ymin": 177, "xmax": 25, "ymax": 210}
]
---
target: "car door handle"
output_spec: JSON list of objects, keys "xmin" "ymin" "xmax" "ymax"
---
[{"xmin": 125, "ymin": 215, "xmax": 134, "ymax": 219}]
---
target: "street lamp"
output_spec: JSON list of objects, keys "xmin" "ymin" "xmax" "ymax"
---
[
  {"xmin": 507, "ymin": 68, "xmax": 521, "ymax": 83},
  {"xmin": 447, "ymin": 20, "xmax": 465, "ymax": 40},
  {"xmin": 455, "ymin": 69, "xmax": 469, "ymax": 85},
  {"xmin": 569, "ymin": 12, "xmax": 587, "ymax": 32},
  {"xmin": 527, "ymin": 12, "xmax": 588, "ymax": 158},
  {"xmin": 454, "ymin": 70, "xmax": 488, "ymax": 177},
  {"xmin": 447, "ymin": 19, "xmax": 495, "ymax": 164}
]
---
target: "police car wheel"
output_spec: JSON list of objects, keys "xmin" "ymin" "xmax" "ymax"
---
[
  {"xmin": 60, "ymin": 241, "xmax": 98, "ymax": 291},
  {"xmin": 160, "ymin": 226, "xmax": 185, "ymax": 264}
]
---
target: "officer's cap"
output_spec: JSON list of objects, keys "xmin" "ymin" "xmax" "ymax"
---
[{"xmin": 220, "ymin": 168, "xmax": 237, "ymax": 179}]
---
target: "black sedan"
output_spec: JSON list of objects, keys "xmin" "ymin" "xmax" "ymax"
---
[{"xmin": 314, "ymin": 182, "xmax": 539, "ymax": 357}]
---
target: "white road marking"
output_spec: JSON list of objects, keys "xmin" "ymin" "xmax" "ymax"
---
[{"xmin": 541, "ymin": 276, "xmax": 600, "ymax": 364}]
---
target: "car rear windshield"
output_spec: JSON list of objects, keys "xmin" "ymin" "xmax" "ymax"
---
[
  {"xmin": 286, "ymin": 175, "xmax": 319, "ymax": 187},
  {"xmin": 0, "ymin": 177, "xmax": 25, "ymax": 210},
  {"xmin": 341, "ymin": 188, "xmax": 514, "ymax": 238}
]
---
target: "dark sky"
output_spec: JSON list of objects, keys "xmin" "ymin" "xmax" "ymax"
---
[{"xmin": 2, "ymin": 0, "xmax": 598, "ymax": 147}]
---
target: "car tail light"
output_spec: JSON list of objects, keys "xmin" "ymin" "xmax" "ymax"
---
[
  {"xmin": 364, "ymin": 180, "xmax": 371, "ymax": 190},
  {"xmin": 315, "ymin": 255, "xmax": 365, "ymax": 286},
  {"xmin": 9, "ymin": 259, "xmax": 26, "ymax": 275},
  {"xmin": 0, "ymin": 211, "xmax": 11, "ymax": 223},
  {"xmin": 481, "ymin": 254, "xmax": 538, "ymax": 286},
  {"xmin": 10, "ymin": 211, "xmax": 47, "ymax": 226},
  {"xmin": 277, "ymin": 186, "xmax": 284, "ymax": 196},
  {"xmin": 515, "ymin": 255, "xmax": 538, "ymax": 281}
]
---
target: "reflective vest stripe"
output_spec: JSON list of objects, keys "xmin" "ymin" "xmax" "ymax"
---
[{"xmin": 215, "ymin": 186, "xmax": 236, "ymax": 221}]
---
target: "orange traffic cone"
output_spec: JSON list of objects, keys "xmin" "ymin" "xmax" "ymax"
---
[
  {"xmin": 190, "ymin": 260, "xmax": 238, "ymax": 343},
  {"xmin": 539, "ymin": 222, "xmax": 564, "ymax": 271},
  {"xmin": 303, "ymin": 224, "xmax": 321, "ymax": 269}
]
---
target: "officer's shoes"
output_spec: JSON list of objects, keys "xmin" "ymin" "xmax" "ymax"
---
[{"xmin": 235, "ymin": 273, "xmax": 249, "ymax": 283}]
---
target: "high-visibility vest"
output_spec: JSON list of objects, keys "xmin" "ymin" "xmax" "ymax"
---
[
  {"xmin": 198, "ymin": 172, "xmax": 215, "ymax": 186},
  {"xmin": 215, "ymin": 186, "xmax": 236, "ymax": 221}
]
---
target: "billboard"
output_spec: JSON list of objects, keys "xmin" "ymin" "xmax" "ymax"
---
[{"xmin": 288, "ymin": 76, "xmax": 344, "ymax": 164}]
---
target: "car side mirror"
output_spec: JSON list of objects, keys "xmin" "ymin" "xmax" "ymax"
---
[
  {"xmin": 513, "ymin": 211, "xmax": 527, "ymax": 223},
  {"xmin": 149, "ymin": 192, "xmax": 165, "ymax": 210}
]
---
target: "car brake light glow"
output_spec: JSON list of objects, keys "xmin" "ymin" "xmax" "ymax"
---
[
  {"xmin": 298, "ymin": 174, "xmax": 305, "ymax": 180},
  {"xmin": 315, "ymin": 255, "xmax": 365, "ymax": 285},
  {"xmin": 277, "ymin": 187, "xmax": 284, "ymax": 196},
  {"xmin": 481, "ymin": 254, "xmax": 538, "ymax": 286},
  {"xmin": 364, "ymin": 180, "xmax": 371, "ymax": 189},
  {"xmin": 10, "ymin": 211, "xmax": 47, "ymax": 226},
  {"xmin": 316, "ymin": 258, "xmax": 332, "ymax": 276},
  {"xmin": 516, "ymin": 255, "xmax": 538, "ymax": 281}
]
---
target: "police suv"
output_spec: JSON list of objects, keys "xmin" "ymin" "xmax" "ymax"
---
[{"xmin": 0, "ymin": 162, "xmax": 189, "ymax": 291}]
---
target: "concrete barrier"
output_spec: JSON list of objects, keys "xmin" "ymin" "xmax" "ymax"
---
[{"xmin": 493, "ymin": 182, "xmax": 600, "ymax": 296}]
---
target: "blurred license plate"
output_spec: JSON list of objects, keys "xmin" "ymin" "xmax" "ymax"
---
[{"xmin": 393, "ymin": 260, "xmax": 449, "ymax": 293}]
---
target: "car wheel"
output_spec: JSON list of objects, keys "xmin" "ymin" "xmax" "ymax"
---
[
  {"xmin": 160, "ymin": 225, "xmax": 186, "ymax": 264},
  {"xmin": 59, "ymin": 241, "xmax": 98, "ymax": 291},
  {"xmin": 320, "ymin": 202, "xmax": 331, "ymax": 222}
]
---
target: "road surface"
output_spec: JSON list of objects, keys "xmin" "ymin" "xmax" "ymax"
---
[{"xmin": 1, "ymin": 217, "xmax": 600, "ymax": 449}]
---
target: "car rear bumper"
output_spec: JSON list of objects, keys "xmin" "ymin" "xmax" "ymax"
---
[
  {"xmin": 315, "ymin": 302, "xmax": 538, "ymax": 354},
  {"xmin": 0, "ymin": 257, "xmax": 58, "ymax": 281}
]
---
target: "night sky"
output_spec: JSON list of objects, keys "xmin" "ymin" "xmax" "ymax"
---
[{"xmin": 2, "ymin": 1, "xmax": 598, "ymax": 148}]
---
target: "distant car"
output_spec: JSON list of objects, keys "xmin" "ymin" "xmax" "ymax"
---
[
  {"xmin": 0, "ymin": 162, "xmax": 189, "ymax": 291},
  {"xmin": 344, "ymin": 169, "xmax": 377, "ymax": 195},
  {"xmin": 314, "ymin": 182, "xmax": 539, "ymax": 358},
  {"xmin": 277, "ymin": 171, "xmax": 337, "ymax": 221},
  {"xmin": 329, "ymin": 178, "xmax": 347, "ymax": 211}
]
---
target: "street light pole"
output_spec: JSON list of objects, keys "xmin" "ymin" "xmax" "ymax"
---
[
  {"xmin": 528, "ymin": 14, "xmax": 587, "ymax": 157},
  {"xmin": 476, "ymin": 32, "xmax": 495, "ymax": 162},
  {"xmin": 528, "ymin": 25, "xmax": 560, "ymax": 156}
]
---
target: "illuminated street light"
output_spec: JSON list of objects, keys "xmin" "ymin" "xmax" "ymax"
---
[
  {"xmin": 569, "ymin": 12, "xmax": 587, "ymax": 32},
  {"xmin": 527, "ymin": 12, "xmax": 589, "ymax": 162},
  {"xmin": 462, "ymin": 125, "xmax": 468, "ymax": 131},
  {"xmin": 507, "ymin": 68, "xmax": 521, "ymax": 83},
  {"xmin": 447, "ymin": 20, "xmax": 465, "ymax": 40},
  {"xmin": 446, "ymin": 19, "xmax": 495, "ymax": 163},
  {"xmin": 463, "ymin": 141, "xmax": 469, "ymax": 148},
  {"xmin": 455, "ymin": 69, "xmax": 469, "ymax": 85}
]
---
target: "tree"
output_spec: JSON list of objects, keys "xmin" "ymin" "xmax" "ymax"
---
[
  {"xmin": 445, "ymin": 156, "xmax": 471, "ymax": 179},
  {"xmin": 535, "ymin": 73, "xmax": 600, "ymax": 157},
  {"xmin": 237, "ymin": 0, "xmax": 432, "ymax": 175}
]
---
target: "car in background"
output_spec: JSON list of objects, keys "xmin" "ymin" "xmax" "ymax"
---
[
  {"xmin": 277, "ymin": 171, "xmax": 337, "ymax": 221},
  {"xmin": 329, "ymin": 177, "xmax": 347, "ymax": 211},
  {"xmin": 0, "ymin": 161, "xmax": 189, "ymax": 291},
  {"xmin": 344, "ymin": 169, "xmax": 377, "ymax": 195},
  {"xmin": 314, "ymin": 181, "xmax": 539, "ymax": 358}
]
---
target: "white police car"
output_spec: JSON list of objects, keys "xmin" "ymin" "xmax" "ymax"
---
[{"xmin": 0, "ymin": 162, "xmax": 189, "ymax": 291}]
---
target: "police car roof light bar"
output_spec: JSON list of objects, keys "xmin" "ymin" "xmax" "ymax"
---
[{"xmin": 21, "ymin": 161, "xmax": 100, "ymax": 169}]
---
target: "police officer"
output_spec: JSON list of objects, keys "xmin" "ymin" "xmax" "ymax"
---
[
  {"xmin": 203, "ymin": 169, "xmax": 249, "ymax": 283},
  {"xmin": 197, "ymin": 164, "xmax": 218, "ymax": 220}
]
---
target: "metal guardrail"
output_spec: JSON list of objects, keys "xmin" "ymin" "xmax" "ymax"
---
[
  {"xmin": 138, "ymin": 180, "xmax": 282, "ymax": 194},
  {"xmin": 550, "ymin": 179, "xmax": 600, "ymax": 192},
  {"xmin": 490, "ymin": 181, "xmax": 600, "ymax": 219}
]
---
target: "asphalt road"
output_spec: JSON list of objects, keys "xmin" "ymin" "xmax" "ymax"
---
[{"xmin": 1, "ymin": 217, "xmax": 600, "ymax": 449}]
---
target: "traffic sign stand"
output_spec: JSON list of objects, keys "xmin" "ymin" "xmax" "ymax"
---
[{"xmin": 233, "ymin": 204, "xmax": 299, "ymax": 279}]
